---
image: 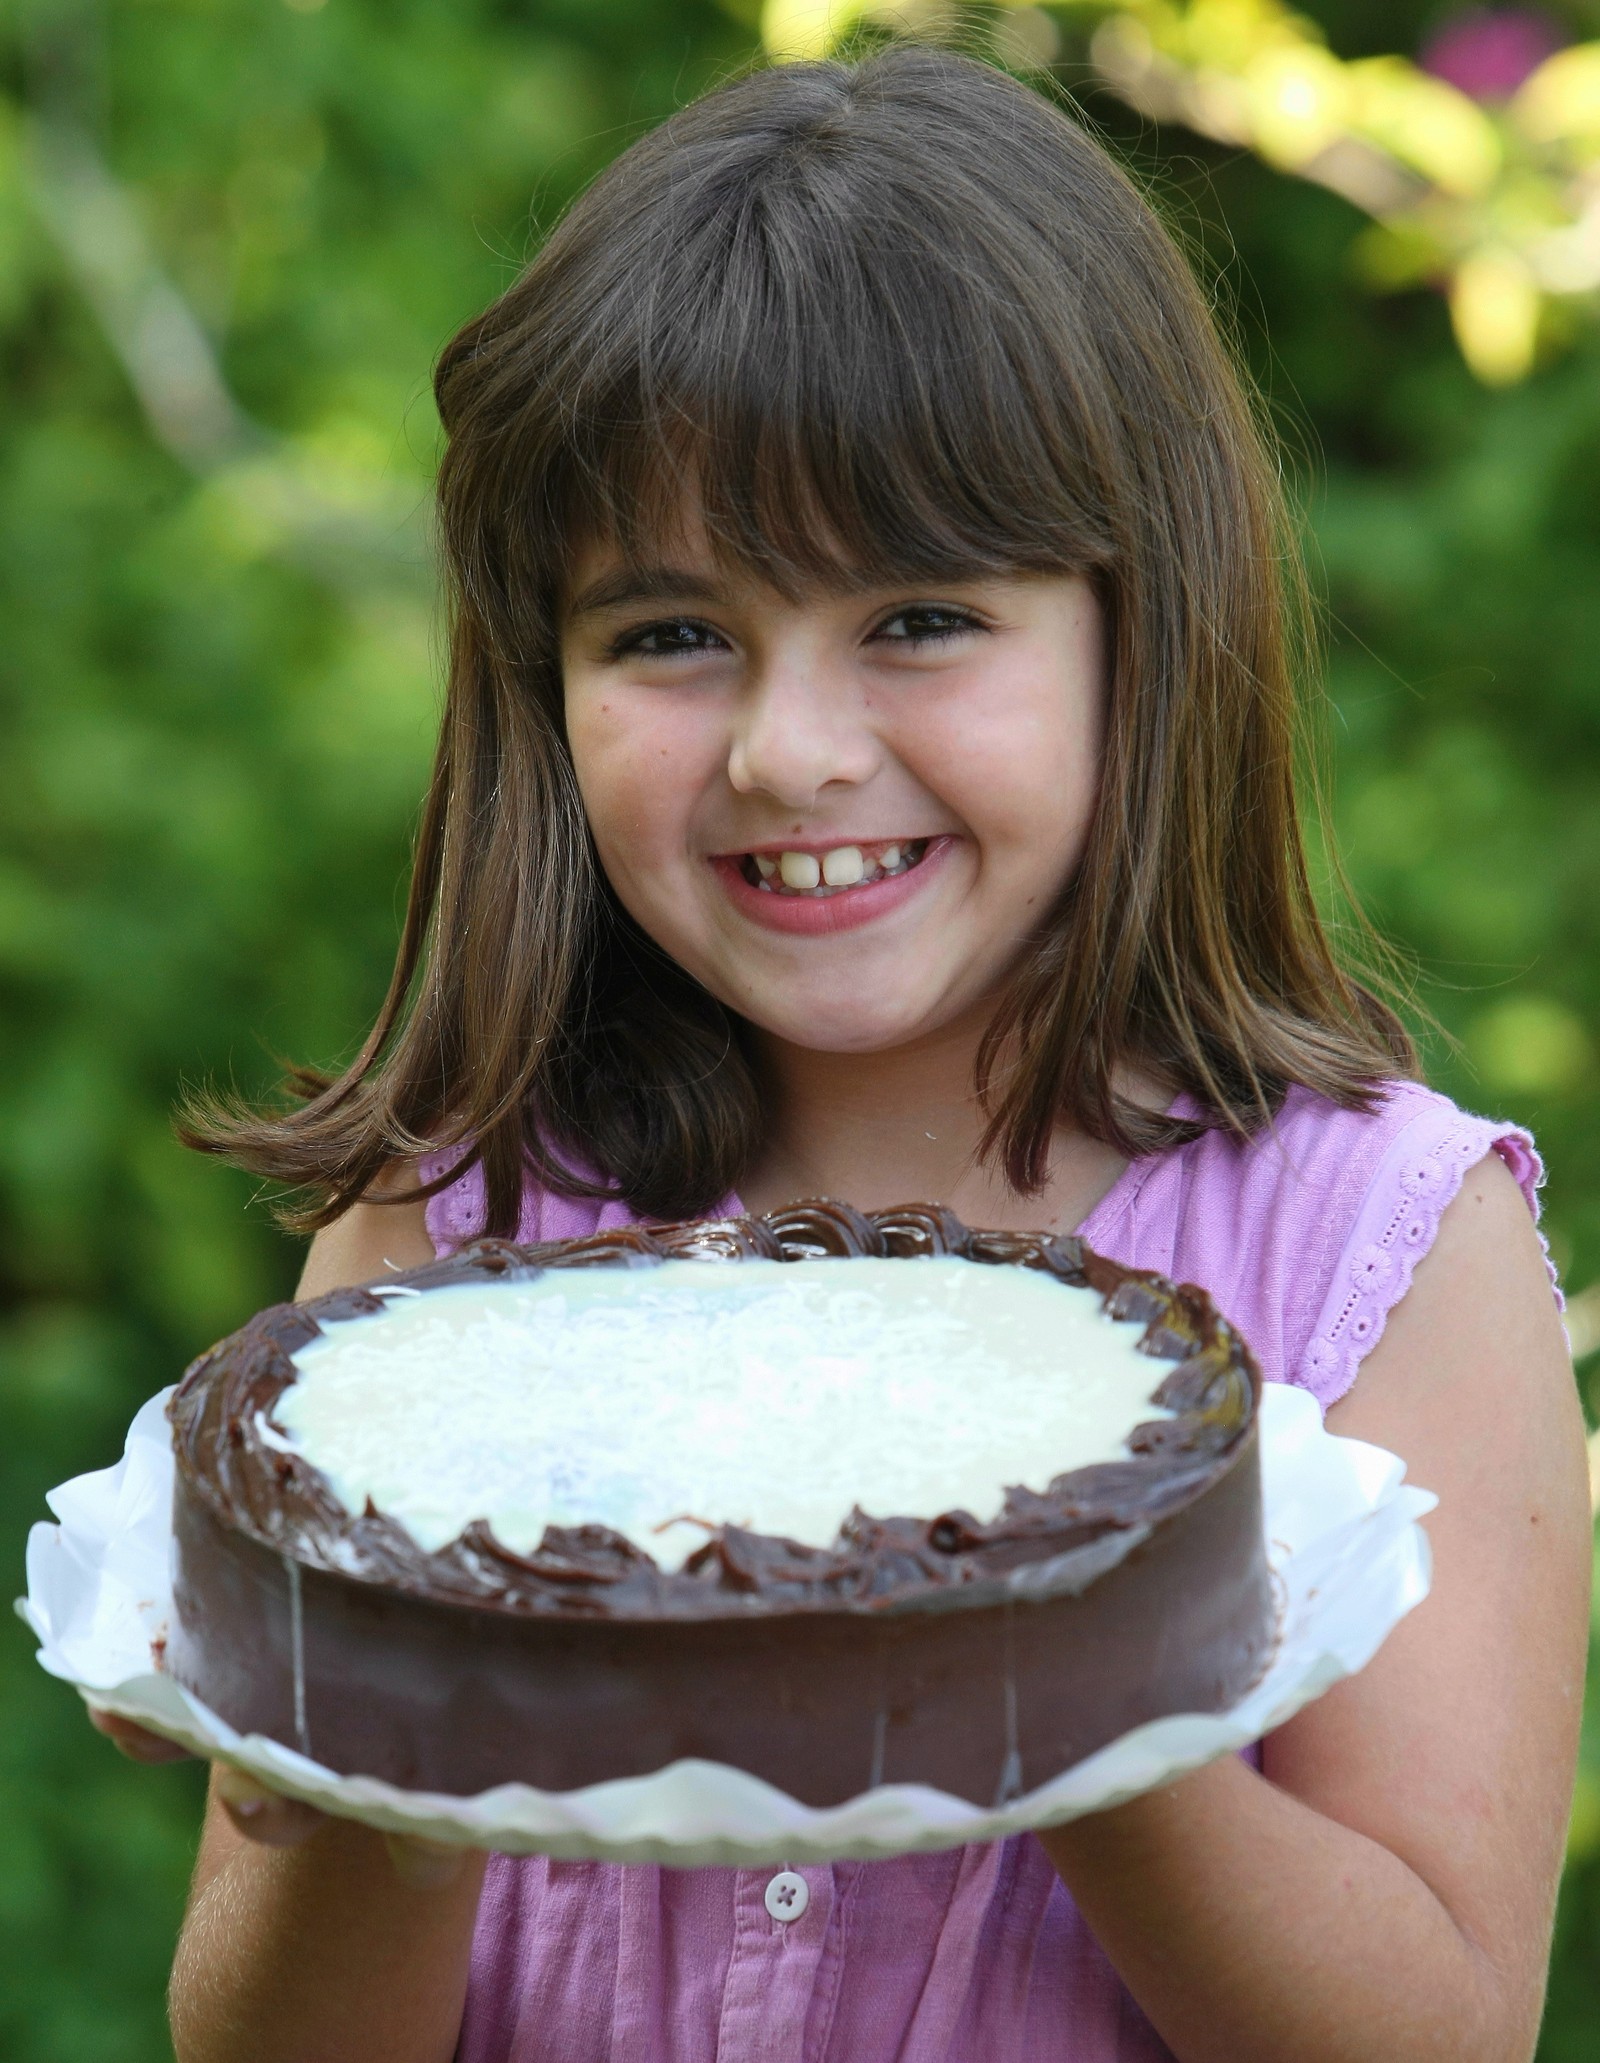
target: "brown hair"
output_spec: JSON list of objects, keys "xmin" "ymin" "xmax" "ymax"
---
[{"xmin": 185, "ymin": 44, "xmax": 1417, "ymax": 1235}]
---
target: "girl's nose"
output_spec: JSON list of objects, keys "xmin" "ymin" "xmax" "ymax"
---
[{"xmin": 726, "ymin": 658, "xmax": 881, "ymax": 808}]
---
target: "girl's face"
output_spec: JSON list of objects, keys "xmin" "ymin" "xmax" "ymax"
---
[{"xmin": 561, "ymin": 532, "xmax": 1105, "ymax": 1057}]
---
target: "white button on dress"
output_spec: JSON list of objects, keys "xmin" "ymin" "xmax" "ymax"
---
[{"xmin": 764, "ymin": 1869, "xmax": 810, "ymax": 1922}]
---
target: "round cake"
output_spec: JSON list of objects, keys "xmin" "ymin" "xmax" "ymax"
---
[{"xmin": 165, "ymin": 1201, "xmax": 1272, "ymax": 1807}]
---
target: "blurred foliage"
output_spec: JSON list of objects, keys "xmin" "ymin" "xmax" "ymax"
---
[
  {"xmin": 774, "ymin": 0, "xmax": 1600, "ymax": 384},
  {"xmin": 2, "ymin": 1, "xmax": 1598, "ymax": 2057}
]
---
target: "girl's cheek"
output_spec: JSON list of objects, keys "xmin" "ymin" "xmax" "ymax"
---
[
  {"xmin": 903, "ymin": 690, "xmax": 1096, "ymax": 860},
  {"xmin": 569, "ymin": 690, "xmax": 716, "ymax": 858},
  {"xmin": 567, "ymin": 687, "xmax": 652, "ymax": 801},
  {"xmin": 984, "ymin": 650, "xmax": 1103, "ymax": 851}
]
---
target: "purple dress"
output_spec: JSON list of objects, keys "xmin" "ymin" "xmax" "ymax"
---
[{"xmin": 420, "ymin": 1081, "xmax": 1556, "ymax": 2063}]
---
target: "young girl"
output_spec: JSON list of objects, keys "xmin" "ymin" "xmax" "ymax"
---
[{"xmin": 95, "ymin": 45, "xmax": 1588, "ymax": 2063}]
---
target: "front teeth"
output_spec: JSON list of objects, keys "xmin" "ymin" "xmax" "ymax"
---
[
  {"xmin": 779, "ymin": 850, "xmax": 822, "ymax": 891},
  {"xmin": 746, "ymin": 840, "xmax": 928, "ymax": 896}
]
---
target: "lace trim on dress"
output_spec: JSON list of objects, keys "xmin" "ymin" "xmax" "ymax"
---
[{"xmin": 1297, "ymin": 1110, "xmax": 1561, "ymax": 1411}]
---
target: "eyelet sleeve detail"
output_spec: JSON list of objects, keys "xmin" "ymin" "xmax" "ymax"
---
[{"xmin": 1295, "ymin": 1105, "xmax": 1561, "ymax": 1410}]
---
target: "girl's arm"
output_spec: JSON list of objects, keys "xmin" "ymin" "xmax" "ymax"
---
[
  {"xmin": 170, "ymin": 1774, "xmax": 488, "ymax": 2063},
  {"xmin": 164, "ymin": 1188, "xmax": 493, "ymax": 2063},
  {"xmin": 1041, "ymin": 1151, "xmax": 1590, "ymax": 2063}
]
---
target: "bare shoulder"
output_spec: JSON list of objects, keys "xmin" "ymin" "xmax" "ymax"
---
[
  {"xmin": 295, "ymin": 1162, "xmax": 437, "ymax": 1301},
  {"xmin": 1324, "ymin": 1145, "xmax": 1583, "ymax": 1634},
  {"xmin": 1328, "ymin": 1145, "xmax": 1573, "ymax": 1455}
]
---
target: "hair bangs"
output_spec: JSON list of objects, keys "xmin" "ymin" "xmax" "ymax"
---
[{"xmin": 546, "ymin": 118, "xmax": 1116, "ymax": 601}]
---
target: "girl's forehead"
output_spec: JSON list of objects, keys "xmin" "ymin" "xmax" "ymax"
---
[
  {"xmin": 564, "ymin": 522, "xmax": 879, "ymax": 620},
  {"xmin": 566, "ymin": 490, "xmax": 870, "ymax": 603},
  {"xmin": 562, "ymin": 496, "xmax": 1059, "ymax": 624},
  {"xmin": 562, "ymin": 538, "xmax": 1060, "ymax": 627}
]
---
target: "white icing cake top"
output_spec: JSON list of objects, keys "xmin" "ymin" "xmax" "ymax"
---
[{"xmin": 277, "ymin": 1256, "xmax": 1169, "ymax": 1569}]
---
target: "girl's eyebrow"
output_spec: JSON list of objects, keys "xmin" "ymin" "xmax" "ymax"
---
[{"xmin": 567, "ymin": 565, "xmax": 725, "ymax": 620}]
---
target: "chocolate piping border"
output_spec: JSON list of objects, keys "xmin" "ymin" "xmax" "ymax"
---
[{"xmin": 167, "ymin": 1199, "xmax": 1261, "ymax": 1623}]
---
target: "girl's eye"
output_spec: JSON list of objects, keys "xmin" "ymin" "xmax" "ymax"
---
[
  {"xmin": 609, "ymin": 617, "xmax": 727, "ymax": 660},
  {"xmin": 871, "ymin": 605, "xmax": 984, "ymax": 648}
]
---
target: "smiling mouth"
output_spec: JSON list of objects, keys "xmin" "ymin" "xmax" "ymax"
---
[{"xmin": 735, "ymin": 839, "xmax": 932, "ymax": 898}]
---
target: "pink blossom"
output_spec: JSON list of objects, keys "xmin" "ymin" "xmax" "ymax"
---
[{"xmin": 1419, "ymin": 7, "xmax": 1566, "ymax": 100}]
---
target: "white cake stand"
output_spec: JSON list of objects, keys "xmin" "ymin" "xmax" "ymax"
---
[{"xmin": 18, "ymin": 1382, "xmax": 1433, "ymax": 1867}]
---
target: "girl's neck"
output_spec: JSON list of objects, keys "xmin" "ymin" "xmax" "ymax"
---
[{"xmin": 737, "ymin": 1005, "xmax": 1138, "ymax": 1237}]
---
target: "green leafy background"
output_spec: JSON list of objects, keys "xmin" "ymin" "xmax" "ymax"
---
[{"xmin": 3, "ymin": 1, "xmax": 1598, "ymax": 2054}]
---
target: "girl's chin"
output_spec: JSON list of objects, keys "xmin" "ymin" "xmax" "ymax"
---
[
  {"xmin": 749, "ymin": 1019, "xmax": 931, "ymax": 1057},
  {"xmin": 720, "ymin": 987, "xmax": 978, "ymax": 1057}
]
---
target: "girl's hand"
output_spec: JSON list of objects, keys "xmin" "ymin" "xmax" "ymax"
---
[
  {"xmin": 88, "ymin": 1705, "xmax": 194, "ymax": 1765},
  {"xmin": 89, "ymin": 1703, "xmax": 329, "ymax": 1846},
  {"xmin": 87, "ymin": 1704, "xmax": 465, "ymax": 1886}
]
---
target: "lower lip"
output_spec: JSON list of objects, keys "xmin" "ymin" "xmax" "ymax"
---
[{"xmin": 709, "ymin": 838, "xmax": 955, "ymax": 935}]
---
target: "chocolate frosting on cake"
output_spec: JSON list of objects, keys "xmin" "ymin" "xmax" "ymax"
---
[{"xmin": 164, "ymin": 1202, "xmax": 1274, "ymax": 1805}]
